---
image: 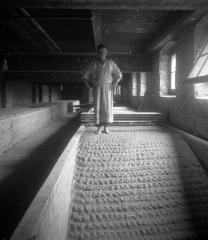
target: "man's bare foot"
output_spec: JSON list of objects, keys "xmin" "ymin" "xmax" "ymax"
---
[
  {"xmin": 104, "ymin": 126, "xmax": 110, "ymax": 134},
  {"xmin": 95, "ymin": 126, "xmax": 102, "ymax": 134}
]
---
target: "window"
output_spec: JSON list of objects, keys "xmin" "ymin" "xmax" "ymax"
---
[
  {"xmin": 117, "ymin": 85, "xmax": 121, "ymax": 95},
  {"xmin": 114, "ymin": 85, "xmax": 121, "ymax": 96},
  {"xmin": 132, "ymin": 73, "xmax": 137, "ymax": 96},
  {"xmin": 170, "ymin": 53, "xmax": 176, "ymax": 92},
  {"xmin": 188, "ymin": 38, "xmax": 208, "ymax": 98},
  {"xmin": 189, "ymin": 43, "xmax": 208, "ymax": 79},
  {"xmin": 140, "ymin": 72, "xmax": 147, "ymax": 96},
  {"xmin": 114, "ymin": 87, "xmax": 116, "ymax": 95},
  {"xmin": 159, "ymin": 44, "xmax": 177, "ymax": 97},
  {"xmin": 195, "ymin": 83, "xmax": 208, "ymax": 98},
  {"xmin": 89, "ymin": 88, "xmax": 93, "ymax": 103}
]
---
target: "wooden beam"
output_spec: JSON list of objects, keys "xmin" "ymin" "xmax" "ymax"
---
[
  {"xmin": 5, "ymin": 72, "xmax": 83, "ymax": 83},
  {"xmin": 49, "ymin": 84, "xmax": 52, "ymax": 102},
  {"xmin": 0, "ymin": 0, "xmax": 208, "ymax": 10},
  {"xmin": 1, "ymin": 9, "xmax": 48, "ymax": 53},
  {"xmin": 2, "ymin": 8, "xmax": 61, "ymax": 53},
  {"xmin": 148, "ymin": 10, "xmax": 206, "ymax": 51},
  {"xmin": 184, "ymin": 75, "xmax": 208, "ymax": 84},
  {"xmin": 2, "ymin": 54, "xmax": 152, "ymax": 73},
  {"xmin": 0, "ymin": 73, "xmax": 6, "ymax": 108},
  {"xmin": 18, "ymin": 8, "xmax": 62, "ymax": 53},
  {"xmin": 32, "ymin": 82, "xmax": 36, "ymax": 103},
  {"xmin": 38, "ymin": 84, "xmax": 42, "ymax": 102}
]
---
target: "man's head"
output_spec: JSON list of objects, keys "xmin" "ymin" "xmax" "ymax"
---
[{"xmin": 97, "ymin": 44, "xmax": 108, "ymax": 61}]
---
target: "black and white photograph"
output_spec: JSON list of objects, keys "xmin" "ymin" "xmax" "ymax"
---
[{"xmin": 0, "ymin": 1, "xmax": 208, "ymax": 239}]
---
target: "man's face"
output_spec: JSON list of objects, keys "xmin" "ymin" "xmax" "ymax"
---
[{"xmin": 97, "ymin": 47, "xmax": 107, "ymax": 61}]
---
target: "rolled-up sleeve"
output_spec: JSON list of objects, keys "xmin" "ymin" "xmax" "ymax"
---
[
  {"xmin": 83, "ymin": 66, "xmax": 91, "ymax": 79},
  {"xmin": 83, "ymin": 64, "xmax": 91, "ymax": 79}
]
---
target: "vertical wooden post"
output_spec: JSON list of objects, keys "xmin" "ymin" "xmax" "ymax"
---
[
  {"xmin": 49, "ymin": 84, "xmax": 52, "ymax": 102},
  {"xmin": 1, "ymin": 74, "xmax": 6, "ymax": 108},
  {"xmin": 0, "ymin": 20, "xmax": 8, "ymax": 108},
  {"xmin": 32, "ymin": 83, "xmax": 36, "ymax": 103},
  {"xmin": 38, "ymin": 84, "xmax": 42, "ymax": 103}
]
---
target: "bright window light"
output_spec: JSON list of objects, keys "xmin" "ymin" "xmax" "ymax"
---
[
  {"xmin": 188, "ymin": 38, "xmax": 208, "ymax": 98},
  {"xmin": 132, "ymin": 73, "xmax": 137, "ymax": 96},
  {"xmin": 170, "ymin": 53, "xmax": 176, "ymax": 90},
  {"xmin": 140, "ymin": 72, "xmax": 147, "ymax": 96},
  {"xmin": 188, "ymin": 41, "xmax": 208, "ymax": 79},
  {"xmin": 195, "ymin": 82, "xmax": 208, "ymax": 98},
  {"xmin": 114, "ymin": 85, "xmax": 121, "ymax": 96}
]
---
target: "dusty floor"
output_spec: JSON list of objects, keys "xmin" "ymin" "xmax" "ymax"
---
[
  {"xmin": 67, "ymin": 126, "xmax": 208, "ymax": 240},
  {"xmin": 0, "ymin": 114, "xmax": 80, "ymax": 240}
]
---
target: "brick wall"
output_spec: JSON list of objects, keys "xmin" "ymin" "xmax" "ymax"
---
[{"xmin": 147, "ymin": 14, "xmax": 208, "ymax": 140}]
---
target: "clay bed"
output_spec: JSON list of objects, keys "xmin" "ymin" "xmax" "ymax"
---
[{"xmin": 67, "ymin": 126, "xmax": 208, "ymax": 240}]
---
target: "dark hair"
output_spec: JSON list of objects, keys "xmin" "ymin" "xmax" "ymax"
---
[{"xmin": 97, "ymin": 44, "xmax": 108, "ymax": 51}]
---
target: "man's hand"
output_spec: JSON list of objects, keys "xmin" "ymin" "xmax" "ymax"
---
[{"xmin": 111, "ymin": 83, "xmax": 116, "ymax": 92}]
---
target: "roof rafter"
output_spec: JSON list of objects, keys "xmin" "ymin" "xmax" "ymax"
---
[{"xmin": 0, "ymin": 0, "xmax": 208, "ymax": 10}]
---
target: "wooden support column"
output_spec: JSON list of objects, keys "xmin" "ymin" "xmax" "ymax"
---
[
  {"xmin": 49, "ymin": 84, "xmax": 52, "ymax": 102},
  {"xmin": 32, "ymin": 83, "xmax": 36, "ymax": 103},
  {"xmin": 38, "ymin": 84, "xmax": 42, "ymax": 103},
  {"xmin": 1, "ymin": 74, "xmax": 6, "ymax": 108}
]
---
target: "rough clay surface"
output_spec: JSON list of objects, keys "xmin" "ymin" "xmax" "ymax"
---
[{"xmin": 67, "ymin": 126, "xmax": 208, "ymax": 240}]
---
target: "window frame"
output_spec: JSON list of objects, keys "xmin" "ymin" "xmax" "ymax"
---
[
  {"xmin": 187, "ymin": 37, "xmax": 208, "ymax": 84},
  {"xmin": 186, "ymin": 36, "xmax": 208, "ymax": 99}
]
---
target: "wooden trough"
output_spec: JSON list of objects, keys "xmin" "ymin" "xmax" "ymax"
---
[{"xmin": 10, "ymin": 125, "xmax": 85, "ymax": 240}]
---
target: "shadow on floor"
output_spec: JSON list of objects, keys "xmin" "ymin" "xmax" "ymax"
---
[{"xmin": 0, "ymin": 116, "xmax": 80, "ymax": 240}]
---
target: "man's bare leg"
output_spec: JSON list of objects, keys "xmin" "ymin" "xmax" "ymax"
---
[
  {"xmin": 96, "ymin": 124, "xmax": 103, "ymax": 134},
  {"xmin": 104, "ymin": 124, "xmax": 110, "ymax": 134}
]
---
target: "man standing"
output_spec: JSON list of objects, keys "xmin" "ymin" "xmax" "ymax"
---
[{"xmin": 83, "ymin": 44, "xmax": 122, "ymax": 134}]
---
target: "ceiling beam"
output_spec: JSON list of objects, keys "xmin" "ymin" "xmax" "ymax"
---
[
  {"xmin": 1, "ymin": 53, "xmax": 152, "ymax": 73},
  {"xmin": 5, "ymin": 71, "xmax": 145, "ymax": 83},
  {"xmin": 18, "ymin": 8, "xmax": 62, "ymax": 53},
  {"xmin": 0, "ymin": 0, "xmax": 208, "ymax": 10},
  {"xmin": 5, "ymin": 72, "xmax": 83, "ymax": 83},
  {"xmin": 1, "ymin": 8, "xmax": 62, "ymax": 54},
  {"xmin": 148, "ymin": 10, "xmax": 206, "ymax": 51},
  {"xmin": 1, "ymin": 9, "xmax": 48, "ymax": 53}
]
